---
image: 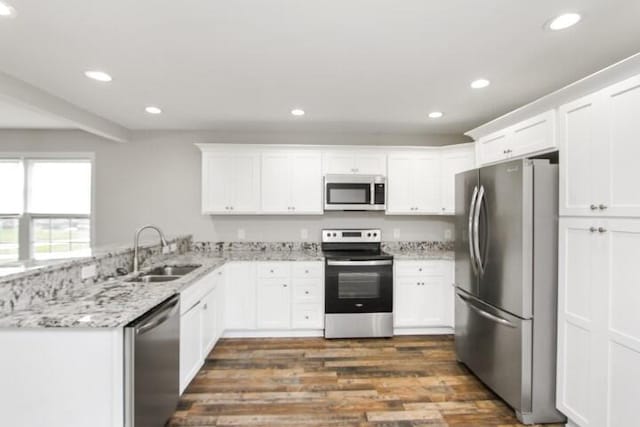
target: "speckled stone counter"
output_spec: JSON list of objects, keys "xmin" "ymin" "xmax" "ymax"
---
[
  {"xmin": 0, "ymin": 249, "xmax": 322, "ymax": 329},
  {"xmin": 385, "ymin": 249, "xmax": 454, "ymax": 260},
  {"xmin": 382, "ymin": 241, "xmax": 454, "ymax": 260}
]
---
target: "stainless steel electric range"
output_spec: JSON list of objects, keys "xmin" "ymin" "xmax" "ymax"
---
[{"xmin": 322, "ymin": 229, "xmax": 393, "ymax": 338}]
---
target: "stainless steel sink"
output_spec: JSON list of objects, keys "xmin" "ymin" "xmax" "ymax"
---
[
  {"xmin": 145, "ymin": 265, "xmax": 201, "ymax": 276},
  {"xmin": 127, "ymin": 275, "xmax": 181, "ymax": 283},
  {"xmin": 125, "ymin": 264, "xmax": 201, "ymax": 283}
]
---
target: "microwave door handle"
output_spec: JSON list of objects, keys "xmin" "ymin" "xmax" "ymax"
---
[
  {"xmin": 370, "ymin": 182, "xmax": 374, "ymax": 205},
  {"xmin": 468, "ymin": 185, "xmax": 479, "ymax": 275}
]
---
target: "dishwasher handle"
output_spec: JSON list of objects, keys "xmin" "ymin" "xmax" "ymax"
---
[{"xmin": 135, "ymin": 296, "xmax": 180, "ymax": 335}]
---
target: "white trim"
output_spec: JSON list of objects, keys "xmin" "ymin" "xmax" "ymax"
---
[
  {"xmin": 393, "ymin": 327, "xmax": 454, "ymax": 335},
  {"xmin": 195, "ymin": 142, "xmax": 474, "ymax": 152},
  {"xmin": 223, "ymin": 329, "xmax": 325, "ymax": 338},
  {"xmin": 466, "ymin": 52, "xmax": 640, "ymax": 140}
]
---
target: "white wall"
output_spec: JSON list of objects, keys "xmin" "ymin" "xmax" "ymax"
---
[{"xmin": 0, "ymin": 129, "xmax": 467, "ymax": 246}]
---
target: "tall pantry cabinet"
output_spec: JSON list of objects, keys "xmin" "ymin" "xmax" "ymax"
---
[{"xmin": 556, "ymin": 73, "xmax": 640, "ymax": 427}]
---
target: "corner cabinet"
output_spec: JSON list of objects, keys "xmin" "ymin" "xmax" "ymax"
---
[
  {"xmin": 200, "ymin": 150, "xmax": 260, "ymax": 214},
  {"xmin": 476, "ymin": 110, "xmax": 556, "ymax": 166},
  {"xmin": 559, "ymin": 74, "xmax": 640, "ymax": 218},
  {"xmin": 261, "ymin": 151, "xmax": 323, "ymax": 214},
  {"xmin": 557, "ymin": 218, "xmax": 640, "ymax": 427}
]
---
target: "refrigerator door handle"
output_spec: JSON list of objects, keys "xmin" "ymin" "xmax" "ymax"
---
[
  {"xmin": 473, "ymin": 185, "xmax": 486, "ymax": 275},
  {"xmin": 457, "ymin": 293, "xmax": 516, "ymax": 328},
  {"xmin": 468, "ymin": 185, "xmax": 479, "ymax": 275}
]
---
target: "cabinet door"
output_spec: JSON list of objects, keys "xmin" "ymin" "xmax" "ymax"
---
[
  {"xmin": 602, "ymin": 76, "xmax": 640, "ymax": 217},
  {"xmin": 440, "ymin": 145, "xmax": 475, "ymax": 214},
  {"xmin": 510, "ymin": 110, "xmax": 556, "ymax": 158},
  {"xmin": 477, "ymin": 131, "xmax": 509, "ymax": 165},
  {"xmin": 215, "ymin": 272, "xmax": 225, "ymax": 339},
  {"xmin": 412, "ymin": 153, "xmax": 442, "ymax": 214},
  {"xmin": 200, "ymin": 289, "xmax": 217, "ymax": 355},
  {"xmin": 231, "ymin": 154, "xmax": 260, "ymax": 213},
  {"xmin": 602, "ymin": 219, "xmax": 640, "ymax": 426},
  {"xmin": 420, "ymin": 276, "xmax": 447, "ymax": 326},
  {"xmin": 224, "ymin": 262, "xmax": 256, "ymax": 330},
  {"xmin": 355, "ymin": 152, "xmax": 386, "ymax": 175},
  {"xmin": 261, "ymin": 152, "xmax": 291, "ymax": 213},
  {"xmin": 558, "ymin": 93, "xmax": 607, "ymax": 216},
  {"xmin": 386, "ymin": 155, "xmax": 413, "ymax": 214},
  {"xmin": 323, "ymin": 152, "xmax": 355, "ymax": 174},
  {"xmin": 256, "ymin": 278, "xmax": 291, "ymax": 329},
  {"xmin": 201, "ymin": 152, "xmax": 233, "ymax": 213},
  {"xmin": 290, "ymin": 152, "xmax": 323, "ymax": 214},
  {"xmin": 556, "ymin": 218, "xmax": 606, "ymax": 426},
  {"xmin": 394, "ymin": 277, "xmax": 426, "ymax": 327},
  {"xmin": 180, "ymin": 302, "xmax": 203, "ymax": 394}
]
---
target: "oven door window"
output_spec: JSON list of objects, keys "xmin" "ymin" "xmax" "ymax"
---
[
  {"xmin": 325, "ymin": 264, "xmax": 393, "ymax": 313},
  {"xmin": 338, "ymin": 272, "xmax": 380, "ymax": 299},
  {"xmin": 326, "ymin": 183, "xmax": 370, "ymax": 205}
]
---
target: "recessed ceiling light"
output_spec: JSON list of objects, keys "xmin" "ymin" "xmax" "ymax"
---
[
  {"xmin": 548, "ymin": 13, "xmax": 582, "ymax": 31},
  {"xmin": 291, "ymin": 109, "xmax": 305, "ymax": 116},
  {"xmin": 470, "ymin": 79, "xmax": 491, "ymax": 89},
  {"xmin": 428, "ymin": 111, "xmax": 444, "ymax": 119},
  {"xmin": 84, "ymin": 70, "xmax": 112, "ymax": 82},
  {"xmin": 0, "ymin": 2, "xmax": 16, "ymax": 17},
  {"xmin": 145, "ymin": 106, "xmax": 162, "ymax": 115}
]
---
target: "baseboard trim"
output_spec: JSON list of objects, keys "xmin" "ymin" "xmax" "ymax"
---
[
  {"xmin": 223, "ymin": 329, "xmax": 325, "ymax": 338},
  {"xmin": 393, "ymin": 327, "xmax": 454, "ymax": 335}
]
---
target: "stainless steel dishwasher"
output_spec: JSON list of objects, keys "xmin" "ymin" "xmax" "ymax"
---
[{"xmin": 124, "ymin": 294, "xmax": 180, "ymax": 427}]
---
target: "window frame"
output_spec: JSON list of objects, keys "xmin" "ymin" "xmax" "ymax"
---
[{"xmin": 0, "ymin": 152, "xmax": 95, "ymax": 261}]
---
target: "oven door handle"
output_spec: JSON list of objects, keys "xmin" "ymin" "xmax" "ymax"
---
[{"xmin": 326, "ymin": 260, "xmax": 393, "ymax": 266}]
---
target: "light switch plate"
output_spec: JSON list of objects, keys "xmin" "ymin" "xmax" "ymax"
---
[
  {"xmin": 170, "ymin": 243, "xmax": 177, "ymax": 252},
  {"xmin": 81, "ymin": 264, "xmax": 97, "ymax": 280},
  {"xmin": 238, "ymin": 229, "xmax": 246, "ymax": 239},
  {"xmin": 393, "ymin": 229, "xmax": 400, "ymax": 240},
  {"xmin": 300, "ymin": 229, "xmax": 308, "ymax": 239}
]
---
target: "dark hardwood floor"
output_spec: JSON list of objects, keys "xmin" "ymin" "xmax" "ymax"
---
[{"xmin": 169, "ymin": 335, "xmax": 563, "ymax": 427}]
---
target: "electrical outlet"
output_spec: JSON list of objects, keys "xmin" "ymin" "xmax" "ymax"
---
[
  {"xmin": 238, "ymin": 229, "xmax": 246, "ymax": 240},
  {"xmin": 170, "ymin": 243, "xmax": 177, "ymax": 252},
  {"xmin": 444, "ymin": 229, "xmax": 452, "ymax": 241},
  {"xmin": 300, "ymin": 229, "xmax": 308, "ymax": 240},
  {"xmin": 81, "ymin": 264, "xmax": 97, "ymax": 280},
  {"xmin": 162, "ymin": 246, "xmax": 171, "ymax": 254},
  {"xmin": 393, "ymin": 229, "xmax": 400, "ymax": 240}
]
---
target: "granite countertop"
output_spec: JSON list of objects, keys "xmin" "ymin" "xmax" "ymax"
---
[
  {"xmin": 0, "ymin": 246, "xmax": 450, "ymax": 329},
  {"xmin": 0, "ymin": 250, "xmax": 322, "ymax": 329}
]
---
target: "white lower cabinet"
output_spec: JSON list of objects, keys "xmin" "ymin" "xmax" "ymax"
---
[
  {"xmin": 393, "ymin": 260, "xmax": 454, "ymax": 332},
  {"xmin": 179, "ymin": 266, "xmax": 225, "ymax": 394},
  {"xmin": 225, "ymin": 261, "xmax": 324, "ymax": 335},
  {"xmin": 557, "ymin": 218, "xmax": 640, "ymax": 426}
]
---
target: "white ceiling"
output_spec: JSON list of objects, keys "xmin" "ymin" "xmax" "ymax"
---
[
  {"xmin": 0, "ymin": 0, "xmax": 639, "ymax": 134},
  {"xmin": 0, "ymin": 98, "xmax": 72, "ymax": 129}
]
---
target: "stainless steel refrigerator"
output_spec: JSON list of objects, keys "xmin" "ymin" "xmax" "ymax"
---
[{"xmin": 454, "ymin": 158, "xmax": 565, "ymax": 425}]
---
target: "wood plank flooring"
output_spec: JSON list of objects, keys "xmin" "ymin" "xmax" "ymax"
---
[{"xmin": 169, "ymin": 335, "xmax": 563, "ymax": 427}]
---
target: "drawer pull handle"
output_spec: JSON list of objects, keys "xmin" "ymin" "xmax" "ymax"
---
[{"xmin": 283, "ymin": 284, "xmax": 288, "ymax": 287}]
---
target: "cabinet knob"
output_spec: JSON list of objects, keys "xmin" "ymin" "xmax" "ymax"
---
[
  {"xmin": 599, "ymin": 204, "xmax": 608, "ymax": 210},
  {"xmin": 305, "ymin": 315, "xmax": 310, "ymax": 320},
  {"xmin": 305, "ymin": 290, "xmax": 310, "ymax": 295},
  {"xmin": 418, "ymin": 268, "xmax": 422, "ymax": 272},
  {"xmin": 203, "ymin": 303, "xmax": 208, "ymax": 310},
  {"xmin": 283, "ymin": 284, "xmax": 287, "ymax": 287},
  {"xmin": 270, "ymin": 269, "xmax": 274, "ymax": 273},
  {"xmin": 598, "ymin": 227, "xmax": 607, "ymax": 233},
  {"xmin": 305, "ymin": 269, "xmax": 309, "ymax": 274},
  {"xmin": 589, "ymin": 226, "xmax": 598, "ymax": 233},
  {"xmin": 590, "ymin": 204, "xmax": 598, "ymax": 210}
]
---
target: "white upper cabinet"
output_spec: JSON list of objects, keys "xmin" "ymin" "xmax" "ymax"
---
[
  {"xmin": 476, "ymin": 110, "xmax": 556, "ymax": 166},
  {"xmin": 201, "ymin": 151, "xmax": 260, "ymax": 214},
  {"xmin": 559, "ymin": 74, "xmax": 640, "ymax": 217},
  {"xmin": 440, "ymin": 144, "xmax": 475, "ymax": 214},
  {"xmin": 323, "ymin": 150, "xmax": 386, "ymax": 175},
  {"xmin": 387, "ymin": 146, "xmax": 474, "ymax": 215},
  {"xmin": 261, "ymin": 151, "xmax": 322, "ymax": 214}
]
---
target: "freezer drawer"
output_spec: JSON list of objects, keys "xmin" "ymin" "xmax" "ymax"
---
[{"xmin": 455, "ymin": 290, "xmax": 532, "ymax": 416}]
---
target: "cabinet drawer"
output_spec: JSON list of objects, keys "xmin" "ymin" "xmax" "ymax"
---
[
  {"xmin": 292, "ymin": 279, "xmax": 323, "ymax": 303},
  {"xmin": 291, "ymin": 262, "xmax": 323, "ymax": 278},
  {"xmin": 256, "ymin": 262, "xmax": 290, "ymax": 278},
  {"xmin": 180, "ymin": 272, "xmax": 217, "ymax": 315},
  {"xmin": 395, "ymin": 261, "xmax": 442, "ymax": 277},
  {"xmin": 292, "ymin": 303, "xmax": 324, "ymax": 329}
]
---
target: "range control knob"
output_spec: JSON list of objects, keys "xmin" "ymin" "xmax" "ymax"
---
[
  {"xmin": 373, "ymin": 232, "xmax": 378, "ymax": 237},
  {"xmin": 367, "ymin": 233, "xmax": 372, "ymax": 237}
]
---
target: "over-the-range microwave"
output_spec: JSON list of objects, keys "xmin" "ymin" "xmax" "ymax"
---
[{"xmin": 324, "ymin": 174, "xmax": 386, "ymax": 211}]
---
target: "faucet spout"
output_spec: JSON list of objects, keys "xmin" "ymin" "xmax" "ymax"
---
[{"xmin": 133, "ymin": 225, "xmax": 169, "ymax": 273}]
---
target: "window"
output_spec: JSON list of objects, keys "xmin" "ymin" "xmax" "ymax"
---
[{"xmin": 0, "ymin": 155, "xmax": 93, "ymax": 261}]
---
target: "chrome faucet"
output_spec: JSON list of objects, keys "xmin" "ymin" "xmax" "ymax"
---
[{"xmin": 133, "ymin": 225, "xmax": 168, "ymax": 273}]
